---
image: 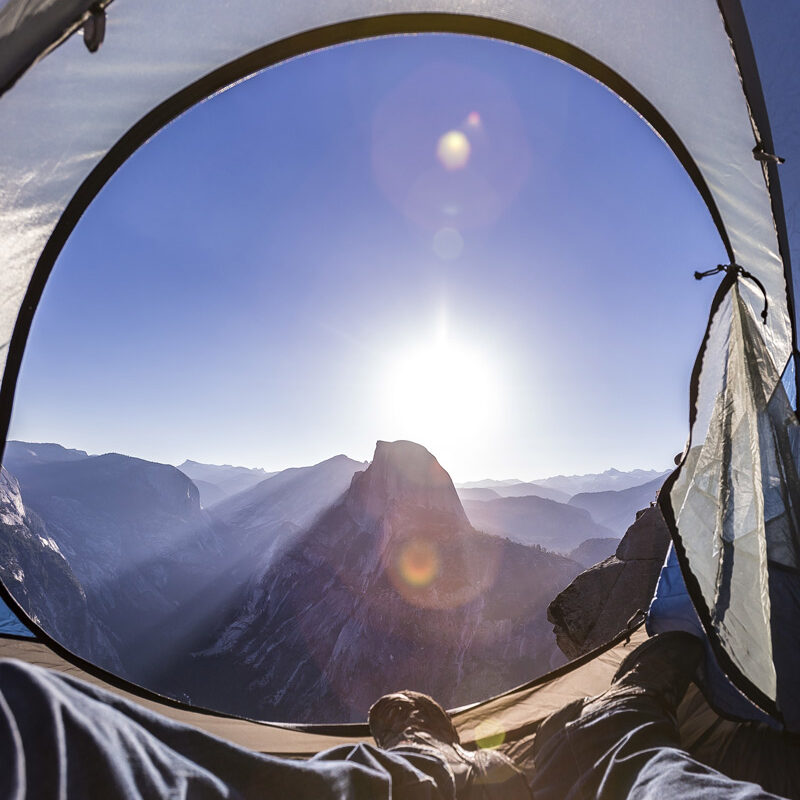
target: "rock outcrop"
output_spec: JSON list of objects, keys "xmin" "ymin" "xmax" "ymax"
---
[
  {"xmin": 1, "ymin": 448, "xmax": 231, "ymax": 683},
  {"xmin": 547, "ymin": 505, "xmax": 670, "ymax": 659},
  {"xmin": 0, "ymin": 467, "xmax": 121, "ymax": 669},
  {"xmin": 184, "ymin": 440, "xmax": 582, "ymax": 722}
]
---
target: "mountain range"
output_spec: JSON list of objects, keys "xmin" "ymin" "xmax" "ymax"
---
[
  {"xmin": 457, "ymin": 468, "xmax": 668, "ymax": 539},
  {"xmin": 0, "ymin": 439, "xmax": 668, "ymax": 721},
  {"xmin": 462, "ymin": 494, "xmax": 615, "ymax": 553},
  {"xmin": 178, "ymin": 441, "xmax": 582, "ymax": 721},
  {"xmin": 177, "ymin": 460, "xmax": 273, "ymax": 507},
  {"xmin": 457, "ymin": 467, "xmax": 668, "ymax": 502},
  {"xmin": 525, "ymin": 467, "xmax": 669, "ymax": 496},
  {"xmin": 568, "ymin": 475, "xmax": 665, "ymax": 535}
]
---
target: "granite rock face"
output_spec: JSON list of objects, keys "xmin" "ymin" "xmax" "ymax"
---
[
  {"xmin": 1, "ymin": 446, "xmax": 231, "ymax": 683},
  {"xmin": 185, "ymin": 441, "xmax": 582, "ymax": 722},
  {"xmin": 547, "ymin": 505, "xmax": 671, "ymax": 660},
  {"xmin": 0, "ymin": 467, "xmax": 121, "ymax": 669}
]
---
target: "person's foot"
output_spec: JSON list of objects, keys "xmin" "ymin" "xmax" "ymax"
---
[
  {"xmin": 610, "ymin": 631, "xmax": 704, "ymax": 708},
  {"xmin": 576, "ymin": 631, "xmax": 704, "ymax": 719},
  {"xmin": 369, "ymin": 690, "xmax": 532, "ymax": 799},
  {"xmin": 368, "ymin": 690, "xmax": 459, "ymax": 751}
]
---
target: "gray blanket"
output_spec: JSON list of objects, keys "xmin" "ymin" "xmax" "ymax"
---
[{"xmin": 0, "ymin": 658, "xmax": 452, "ymax": 799}]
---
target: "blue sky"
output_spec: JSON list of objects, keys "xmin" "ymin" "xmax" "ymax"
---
[{"xmin": 8, "ymin": 33, "xmax": 725, "ymax": 482}]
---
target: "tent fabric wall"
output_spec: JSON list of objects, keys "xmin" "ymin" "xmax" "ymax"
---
[
  {"xmin": 1, "ymin": 0, "xmax": 798, "ymax": 741},
  {"xmin": 0, "ymin": 0, "xmax": 103, "ymax": 95},
  {"xmin": 0, "ymin": 627, "xmax": 650, "ymax": 756},
  {"xmin": 3, "ymin": 625, "xmax": 777, "ymax": 783},
  {"xmin": 739, "ymin": 0, "xmax": 800, "ymax": 350},
  {"xmin": 648, "ymin": 544, "xmax": 777, "ymax": 727},
  {"xmin": 660, "ymin": 278, "xmax": 800, "ymax": 727},
  {"xmin": 667, "ymin": 284, "xmax": 777, "ymax": 706}
]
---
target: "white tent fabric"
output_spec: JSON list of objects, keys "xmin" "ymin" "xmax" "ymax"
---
[
  {"xmin": 669, "ymin": 285, "xmax": 780, "ymax": 702},
  {"xmin": 738, "ymin": 0, "xmax": 800, "ymax": 339},
  {"xmin": 0, "ymin": 1, "xmax": 791, "ymax": 380},
  {"xmin": 1, "ymin": 0, "xmax": 798, "ymax": 733},
  {"xmin": 659, "ymin": 278, "xmax": 800, "ymax": 724}
]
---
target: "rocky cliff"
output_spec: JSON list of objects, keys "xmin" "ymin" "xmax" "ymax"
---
[
  {"xmin": 1, "ymin": 447, "xmax": 231, "ymax": 683},
  {"xmin": 184, "ymin": 441, "xmax": 582, "ymax": 722},
  {"xmin": 0, "ymin": 467, "xmax": 121, "ymax": 669},
  {"xmin": 547, "ymin": 505, "xmax": 670, "ymax": 659}
]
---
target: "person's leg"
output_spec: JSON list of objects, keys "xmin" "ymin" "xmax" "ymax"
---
[
  {"xmin": 529, "ymin": 633, "xmax": 788, "ymax": 800},
  {"xmin": 0, "ymin": 658, "xmax": 449, "ymax": 800},
  {"xmin": 368, "ymin": 689, "xmax": 532, "ymax": 799}
]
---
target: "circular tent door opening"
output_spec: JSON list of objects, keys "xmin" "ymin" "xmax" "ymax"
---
[{"xmin": 1, "ymin": 32, "xmax": 724, "ymax": 723}]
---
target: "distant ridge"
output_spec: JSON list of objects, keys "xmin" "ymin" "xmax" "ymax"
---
[
  {"xmin": 530, "ymin": 467, "xmax": 670, "ymax": 497},
  {"xmin": 5, "ymin": 441, "xmax": 89, "ymax": 466},
  {"xmin": 568, "ymin": 475, "xmax": 666, "ymax": 535},
  {"xmin": 177, "ymin": 460, "xmax": 274, "ymax": 506},
  {"xmin": 462, "ymin": 494, "xmax": 615, "ymax": 553},
  {"xmin": 457, "ymin": 468, "xmax": 670, "ymax": 502},
  {"xmin": 455, "ymin": 479, "xmax": 568, "ymax": 503}
]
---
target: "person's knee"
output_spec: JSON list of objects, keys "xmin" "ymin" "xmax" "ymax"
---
[
  {"xmin": 0, "ymin": 657, "xmax": 63, "ymax": 716},
  {"xmin": 0, "ymin": 658, "xmax": 48, "ymax": 689}
]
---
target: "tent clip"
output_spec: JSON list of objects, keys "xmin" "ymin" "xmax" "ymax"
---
[
  {"xmin": 83, "ymin": 5, "xmax": 106, "ymax": 53},
  {"xmin": 753, "ymin": 144, "xmax": 785, "ymax": 165},
  {"xmin": 694, "ymin": 263, "xmax": 768, "ymax": 324}
]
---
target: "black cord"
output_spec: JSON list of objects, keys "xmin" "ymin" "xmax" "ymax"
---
[{"xmin": 695, "ymin": 263, "xmax": 768, "ymax": 324}]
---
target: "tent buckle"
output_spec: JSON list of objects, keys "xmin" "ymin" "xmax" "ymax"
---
[
  {"xmin": 83, "ymin": 6, "xmax": 106, "ymax": 53},
  {"xmin": 753, "ymin": 144, "xmax": 785, "ymax": 165}
]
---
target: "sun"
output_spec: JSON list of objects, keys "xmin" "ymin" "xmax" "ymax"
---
[{"xmin": 381, "ymin": 325, "xmax": 500, "ymax": 458}]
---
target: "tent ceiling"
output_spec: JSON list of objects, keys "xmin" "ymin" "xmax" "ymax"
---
[{"xmin": 0, "ymin": 1, "xmax": 792, "ymax": 442}]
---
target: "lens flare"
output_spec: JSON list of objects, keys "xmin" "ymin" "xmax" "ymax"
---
[
  {"xmin": 474, "ymin": 721, "xmax": 505, "ymax": 750},
  {"xmin": 398, "ymin": 538, "xmax": 439, "ymax": 588},
  {"xmin": 436, "ymin": 130, "xmax": 471, "ymax": 170},
  {"xmin": 432, "ymin": 227, "xmax": 463, "ymax": 260},
  {"xmin": 371, "ymin": 62, "xmax": 530, "ymax": 231}
]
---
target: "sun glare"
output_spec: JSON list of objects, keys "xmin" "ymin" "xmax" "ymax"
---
[{"xmin": 382, "ymin": 321, "xmax": 501, "ymax": 459}]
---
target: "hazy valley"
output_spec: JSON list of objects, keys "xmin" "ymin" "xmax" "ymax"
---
[{"xmin": 0, "ymin": 439, "xmax": 667, "ymax": 721}]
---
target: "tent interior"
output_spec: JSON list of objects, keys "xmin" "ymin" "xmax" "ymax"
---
[{"xmin": 2, "ymin": 0, "xmax": 800, "ymax": 787}]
